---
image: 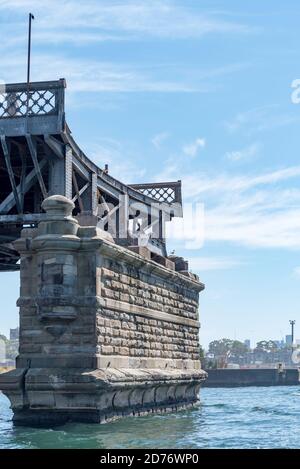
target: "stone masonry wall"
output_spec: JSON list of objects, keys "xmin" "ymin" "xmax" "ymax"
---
[
  {"xmin": 100, "ymin": 265, "xmax": 199, "ymax": 320},
  {"xmin": 15, "ymin": 223, "xmax": 203, "ymax": 371},
  {"xmin": 96, "ymin": 255, "xmax": 202, "ymax": 366},
  {"xmin": 98, "ymin": 309, "xmax": 199, "ymax": 361}
]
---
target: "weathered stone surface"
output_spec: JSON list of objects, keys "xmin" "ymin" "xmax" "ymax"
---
[
  {"xmin": 127, "ymin": 246, "xmax": 151, "ymax": 259},
  {"xmin": 0, "ymin": 195, "xmax": 206, "ymax": 425}
]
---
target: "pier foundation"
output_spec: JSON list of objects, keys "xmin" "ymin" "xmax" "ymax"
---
[{"xmin": 0, "ymin": 195, "xmax": 206, "ymax": 425}]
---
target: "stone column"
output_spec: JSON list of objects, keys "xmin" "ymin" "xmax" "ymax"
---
[{"xmin": 0, "ymin": 195, "xmax": 206, "ymax": 425}]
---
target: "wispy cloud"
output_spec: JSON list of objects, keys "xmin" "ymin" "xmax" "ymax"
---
[
  {"xmin": 0, "ymin": 52, "xmax": 248, "ymax": 95},
  {"xmin": 151, "ymin": 131, "xmax": 170, "ymax": 149},
  {"xmin": 182, "ymin": 137, "xmax": 206, "ymax": 157},
  {"xmin": 188, "ymin": 256, "xmax": 242, "ymax": 271},
  {"xmin": 182, "ymin": 165, "xmax": 300, "ymax": 198},
  {"xmin": 205, "ymin": 200, "xmax": 300, "ymax": 249},
  {"xmin": 293, "ymin": 266, "xmax": 300, "ymax": 277},
  {"xmin": 156, "ymin": 159, "xmax": 300, "ymax": 249},
  {"xmin": 0, "ymin": 53, "xmax": 204, "ymax": 93},
  {"xmin": 0, "ymin": 2, "xmax": 253, "ymax": 94},
  {"xmin": 224, "ymin": 105, "xmax": 300, "ymax": 135},
  {"xmin": 201, "ymin": 169, "xmax": 300, "ymax": 249},
  {"xmin": 225, "ymin": 142, "xmax": 261, "ymax": 162},
  {"xmin": 0, "ymin": 0, "xmax": 254, "ymax": 46}
]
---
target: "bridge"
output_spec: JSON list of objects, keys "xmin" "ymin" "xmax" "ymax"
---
[
  {"xmin": 0, "ymin": 78, "xmax": 205, "ymax": 426},
  {"xmin": 0, "ymin": 79, "xmax": 182, "ymax": 271}
]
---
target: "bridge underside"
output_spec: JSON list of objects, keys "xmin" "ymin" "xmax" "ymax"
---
[{"xmin": 0, "ymin": 244, "xmax": 19, "ymax": 271}]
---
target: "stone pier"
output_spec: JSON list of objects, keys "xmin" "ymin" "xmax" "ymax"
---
[{"xmin": 0, "ymin": 195, "xmax": 206, "ymax": 425}]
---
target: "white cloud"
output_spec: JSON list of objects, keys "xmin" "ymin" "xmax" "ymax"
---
[
  {"xmin": 151, "ymin": 132, "xmax": 170, "ymax": 149},
  {"xmin": 0, "ymin": 52, "xmax": 249, "ymax": 95},
  {"xmin": 0, "ymin": 0, "xmax": 253, "ymax": 45},
  {"xmin": 0, "ymin": 52, "xmax": 247, "ymax": 95},
  {"xmin": 156, "ymin": 161, "xmax": 300, "ymax": 249},
  {"xmin": 224, "ymin": 105, "xmax": 300, "ymax": 135},
  {"xmin": 205, "ymin": 204, "xmax": 300, "ymax": 249},
  {"xmin": 0, "ymin": 3, "xmax": 252, "ymax": 96},
  {"xmin": 225, "ymin": 142, "xmax": 261, "ymax": 162},
  {"xmin": 188, "ymin": 256, "xmax": 241, "ymax": 271},
  {"xmin": 293, "ymin": 267, "xmax": 300, "ymax": 277},
  {"xmin": 199, "ymin": 169, "xmax": 300, "ymax": 249},
  {"xmin": 183, "ymin": 137, "xmax": 206, "ymax": 157},
  {"xmin": 182, "ymin": 165, "xmax": 300, "ymax": 198},
  {"xmin": 0, "ymin": 53, "xmax": 201, "ymax": 93}
]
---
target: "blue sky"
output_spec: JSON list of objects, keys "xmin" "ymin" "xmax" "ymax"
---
[{"xmin": 1, "ymin": 0, "xmax": 300, "ymax": 348}]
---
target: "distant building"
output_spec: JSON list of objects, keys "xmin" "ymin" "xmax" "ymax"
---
[
  {"xmin": 274, "ymin": 340, "xmax": 285, "ymax": 349},
  {"xmin": 286, "ymin": 335, "xmax": 293, "ymax": 346},
  {"xmin": 0, "ymin": 338, "xmax": 5, "ymax": 363},
  {"xmin": 244, "ymin": 339, "xmax": 251, "ymax": 349},
  {"xmin": 9, "ymin": 327, "xmax": 19, "ymax": 341}
]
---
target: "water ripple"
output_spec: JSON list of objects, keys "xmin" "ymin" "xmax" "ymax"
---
[{"xmin": 1, "ymin": 387, "xmax": 300, "ymax": 448}]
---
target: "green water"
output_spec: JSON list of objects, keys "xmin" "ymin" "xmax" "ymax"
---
[{"xmin": 1, "ymin": 386, "xmax": 300, "ymax": 448}]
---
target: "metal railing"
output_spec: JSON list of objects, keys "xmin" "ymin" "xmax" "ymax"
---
[
  {"xmin": 130, "ymin": 180, "xmax": 182, "ymax": 205},
  {"xmin": 0, "ymin": 79, "xmax": 65, "ymax": 119}
]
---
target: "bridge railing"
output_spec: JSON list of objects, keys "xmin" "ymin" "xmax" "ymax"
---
[
  {"xmin": 129, "ymin": 180, "xmax": 182, "ymax": 205},
  {"xmin": 0, "ymin": 79, "xmax": 66, "ymax": 135}
]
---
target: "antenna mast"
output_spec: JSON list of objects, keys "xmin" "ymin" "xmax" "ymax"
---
[{"xmin": 26, "ymin": 13, "xmax": 35, "ymax": 119}]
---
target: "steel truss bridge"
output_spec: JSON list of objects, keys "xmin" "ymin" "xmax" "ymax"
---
[{"xmin": 0, "ymin": 79, "xmax": 182, "ymax": 271}]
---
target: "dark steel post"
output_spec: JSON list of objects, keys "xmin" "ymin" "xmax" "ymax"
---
[
  {"xmin": 290, "ymin": 320, "xmax": 296, "ymax": 347},
  {"xmin": 26, "ymin": 13, "xmax": 34, "ymax": 119}
]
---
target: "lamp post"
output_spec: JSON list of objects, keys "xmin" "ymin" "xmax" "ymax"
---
[{"xmin": 289, "ymin": 320, "xmax": 296, "ymax": 348}]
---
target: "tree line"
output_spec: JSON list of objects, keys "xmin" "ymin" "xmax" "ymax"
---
[{"xmin": 207, "ymin": 338, "xmax": 290, "ymax": 356}]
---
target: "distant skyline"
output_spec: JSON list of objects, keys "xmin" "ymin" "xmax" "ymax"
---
[{"xmin": 1, "ymin": 1, "xmax": 300, "ymax": 347}]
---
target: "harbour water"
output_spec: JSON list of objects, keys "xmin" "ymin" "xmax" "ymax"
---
[{"xmin": 1, "ymin": 386, "xmax": 300, "ymax": 449}]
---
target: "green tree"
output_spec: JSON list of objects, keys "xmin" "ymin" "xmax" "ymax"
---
[
  {"xmin": 0, "ymin": 334, "xmax": 7, "ymax": 344},
  {"xmin": 0, "ymin": 335, "xmax": 18, "ymax": 362},
  {"xmin": 231, "ymin": 340, "xmax": 248, "ymax": 355},
  {"xmin": 208, "ymin": 338, "xmax": 248, "ymax": 357},
  {"xmin": 208, "ymin": 338, "xmax": 234, "ymax": 356},
  {"xmin": 255, "ymin": 340, "xmax": 279, "ymax": 352},
  {"xmin": 6, "ymin": 340, "xmax": 18, "ymax": 360}
]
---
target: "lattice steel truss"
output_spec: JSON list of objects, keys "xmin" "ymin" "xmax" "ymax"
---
[{"xmin": 0, "ymin": 79, "xmax": 183, "ymax": 268}]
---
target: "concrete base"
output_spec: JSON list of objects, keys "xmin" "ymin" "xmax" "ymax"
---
[
  {"xmin": 0, "ymin": 367, "xmax": 206, "ymax": 426},
  {"xmin": 12, "ymin": 401, "xmax": 200, "ymax": 427}
]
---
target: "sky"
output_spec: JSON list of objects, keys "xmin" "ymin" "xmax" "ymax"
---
[{"xmin": 1, "ymin": 0, "xmax": 300, "ymax": 348}]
